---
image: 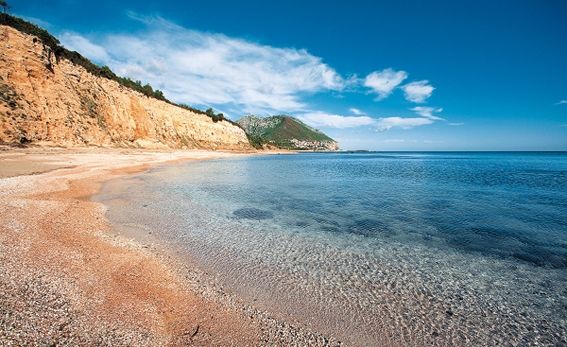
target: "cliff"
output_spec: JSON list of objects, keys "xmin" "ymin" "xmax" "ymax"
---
[
  {"xmin": 0, "ymin": 24, "xmax": 252, "ymax": 150},
  {"xmin": 237, "ymin": 115, "xmax": 338, "ymax": 151}
]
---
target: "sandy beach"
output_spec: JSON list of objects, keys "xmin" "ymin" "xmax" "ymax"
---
[{"xmin": 0, "ymin": 147, "xmax": 337, "ymax": 346}]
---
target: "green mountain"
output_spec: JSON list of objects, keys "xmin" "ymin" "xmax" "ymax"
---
[{"xmin": 237, "ymin": 115, "xmax": 338, "ymax": 151}]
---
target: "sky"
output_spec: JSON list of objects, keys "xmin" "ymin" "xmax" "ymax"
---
[{"xmin": 10, "ymin": 0, "xmax": 567, "ymax": 150}]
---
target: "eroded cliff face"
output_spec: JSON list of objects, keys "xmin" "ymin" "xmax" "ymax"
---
[{"xmin": 0, "ymin": 25, "xmax": 252, "ymax": 150}]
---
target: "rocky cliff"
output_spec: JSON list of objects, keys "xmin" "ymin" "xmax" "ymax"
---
[
  {"xmin": 0, "ymin": 24, "xmax": 252, "ymax": 150},
  {"xmin": 237, "ymin": 115, "xmax": 338, "ymax": 151}
]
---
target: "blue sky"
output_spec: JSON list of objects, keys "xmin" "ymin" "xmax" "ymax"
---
[{"xmin": 11, "ymin": 0, "xmax": 567, "ymax": 150}]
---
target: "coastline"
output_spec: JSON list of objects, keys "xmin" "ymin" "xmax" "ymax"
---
[
  {"xmin": 0, "ymin": 147, "xmax": 337, "ymax": 346},
  {"xmin": 88, "ymin": 151, "xmax": 567, "ymax": 347}
]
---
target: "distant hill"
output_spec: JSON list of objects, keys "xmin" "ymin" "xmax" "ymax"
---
[{"xmin": 237, "ymin": 115, "xmax": 338, "ymax": 151}]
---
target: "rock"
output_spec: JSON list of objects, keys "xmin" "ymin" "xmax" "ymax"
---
[{"xmin": 184, "ymin": 325, "xmax": 199, "ymax": 338}]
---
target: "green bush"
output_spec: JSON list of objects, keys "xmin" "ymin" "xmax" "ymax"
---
[
  {"xmin": 205, "ymin": 108, "xmax": 226, "ymax": 123},
  {"xmin": 178, "ymin": 103, "xmax": 206, "ymax": 115},
  {"xmin": 246, "ymin": 135, "xmax": 265, "ymax": 149}
]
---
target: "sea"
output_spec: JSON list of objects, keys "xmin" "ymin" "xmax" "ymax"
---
[{"xmin": 95, "ymin": 152, "xmax": 567, "ymax": 346}]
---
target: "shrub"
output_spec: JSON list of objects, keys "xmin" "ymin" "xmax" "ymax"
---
[{"xmin": 205, "ymin": 108, "xmax": 226, "ymax": 123}]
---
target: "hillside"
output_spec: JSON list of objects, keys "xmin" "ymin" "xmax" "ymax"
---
[
  {"xmin": 237, "ymin": 115, "xmax": 338, "ymax": 151},
  {"xmin": 0, "ymin": 16, "xmax": 252, "ymax": 150}
]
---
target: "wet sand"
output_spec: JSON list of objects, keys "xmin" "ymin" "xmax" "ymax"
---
[{"xmin": 0, "ymin": 147, "xmax": 336, "ymax": 346}]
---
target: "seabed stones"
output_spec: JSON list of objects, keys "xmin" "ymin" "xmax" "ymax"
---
[{"xmin": 233, "ymin": 208, "xmax": 275, "ymax": 220}]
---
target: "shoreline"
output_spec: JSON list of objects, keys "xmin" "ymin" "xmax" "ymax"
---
[{"xmin": 0, "ymin": 148, "xmax": 338, "ymax": 346}]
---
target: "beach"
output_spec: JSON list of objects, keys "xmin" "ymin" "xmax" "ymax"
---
[
  {"xmin": 0, "ymin": 147, "xmax": 337, "ymax": 346},
  {"xmin": 2, "ymin": 149, "xmax": 566, "ymax": 346}
]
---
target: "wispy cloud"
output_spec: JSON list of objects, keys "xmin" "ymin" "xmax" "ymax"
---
[
  {"xmin": 298, "ymin": 112, "xmax": 375, "ymax": 128},
  {"xmin": 375, "ymin": 105, "xmax": 445, "ymax": 129},
  {"xmin": 349, "ymin": 107, "xmax": 364, "ymax": 115},
  {"xmin": 411, "ymin": 106, "xmax": 444, "ymax": 120},
  {"xmin": 59, "ymin": 14, "xmax": 345, "ymax": 114},
  {"xmin": 299, "ymin": 101, "xmax": 447, "ymax": 130},
  {"xmin": 60, "ymin": 32, "xmax": 110, "ymax": 62},
  {"xmin": 299, "ymin": 109, "xmax": 443, "ymax": 131},
  {"xmin": 401, "ymin": 80, "xmax": 435, "ymax": 103},
  {"xmin": 57, "ymin": 13, "xmax": 441, "ymax": 122},
  {"xmin": 448, "ymin": 122, "xmax": 464, "ymax": 126},
  {"xmin": 556, "ymin": 100, "xmax": 567, "ymax": 105},
  {"xmin": 364, "ymin": 68, "xmax": 408, "ymax": 99},
  {"xmin": 375, "ymin": 116, "xmax": 434, "ymax": 130}
]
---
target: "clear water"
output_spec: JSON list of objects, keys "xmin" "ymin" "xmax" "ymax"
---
[{"xmin": 96, "ymin": 152, "xmax": 567, "ymax": 346}]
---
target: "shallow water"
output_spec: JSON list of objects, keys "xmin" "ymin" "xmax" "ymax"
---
[{"xmin": 96, "ymin": 152, "xmax": 567, "ymax": 346}]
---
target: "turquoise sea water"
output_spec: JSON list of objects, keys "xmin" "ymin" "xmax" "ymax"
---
[{"xmin": 96, "ymin": 152, "xmax": 567, "ymax": 346}]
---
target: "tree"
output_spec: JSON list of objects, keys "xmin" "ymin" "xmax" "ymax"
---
[
  {"xmin": 154, "ymin": 89, "xmax": 165, "ymax": 100},
  {"xmin": 0, "ymin": 1, "xmax": 9, "ymax": 14},
  {"xmin": 99, "ymin": 65, "xmax": 116, "ymax": 79},
  {"xmin": 205, "ymin": 108, "xmax": 215, "ymax": 117},
  {"xmin": 141, "ymin": 83, "xmax": 153, "ymax": 96},
  {"xmin": 205, "ymin": 108, "xmax": 224, "ymax": 122}
]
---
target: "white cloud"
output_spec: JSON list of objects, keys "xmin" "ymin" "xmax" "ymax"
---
[
  {"xmin": 375, "ymin": 116, "xmax": 433, "ymax": 130},
  {"xmin": 298, "ymin": 112, "xmax": 375, "ymax": 128},
  {"xmin": 556, "ymin": 100, "xmax": 567, "ymax": 105},
  {"xmin": 59, "ymin": 33, "xmax": 110, "ymax": 62},
  {"xmin": 349, "ymin": 107, "xmax": 364, "ymax": 115},
  {"xmin": 364, "ymin": 68, "xmax": 408, "ymax": 99},
  {"xmin": 411, "ymin": 106, "xmax": 444, "ymax": 120},
  {"xmin": 59, "ymin": 15, "xmax": 345, "ymax": 114},
  {"xmin": 56, "ymin": 13, "xmax": 444, "ymax": 123},
  {"xmin": 299, "ymin": 111, "xmax": 438, "ymax": 131},
  {"xmin": 401, "ymin": 80, "xmax": 435, "ymax": 103},
  {"xmin": 382, "ymin": 139, "xmax": 406, "ymax": 143}
]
